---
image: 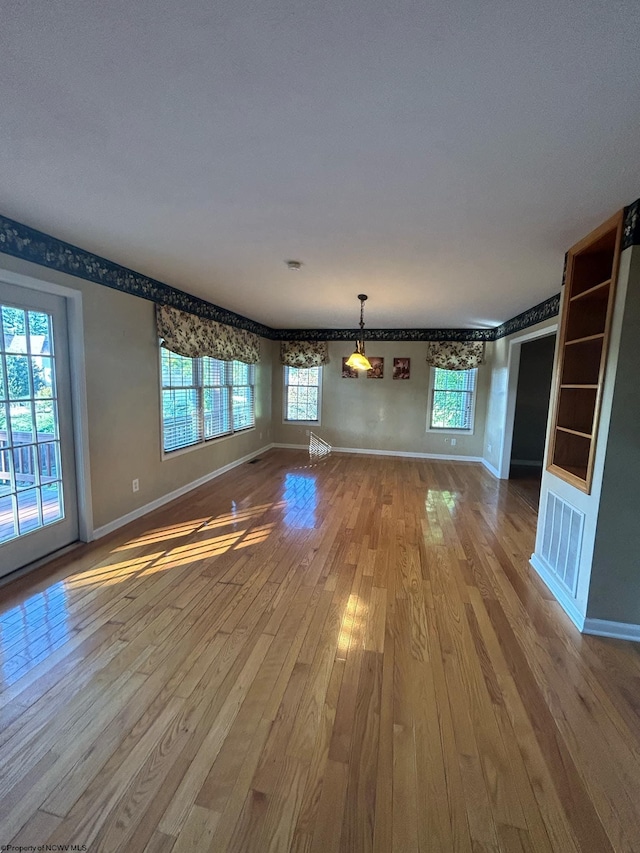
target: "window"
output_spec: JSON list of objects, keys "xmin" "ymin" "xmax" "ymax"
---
[
  {"xmin": 428, "ymin": 367, "xmax": 477, "ymax": 431},
  {"xmin": 161, "ymin": 349, "xmax": 255, "ymax": 453},
  {"xmin": 284, "ymin": 366, "xmax": 321, "ymax": 423}
]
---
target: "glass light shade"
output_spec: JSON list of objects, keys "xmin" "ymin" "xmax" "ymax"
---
[{"xmin": 345, "ymin": 349, "xmax": 372, "ymax": 371}]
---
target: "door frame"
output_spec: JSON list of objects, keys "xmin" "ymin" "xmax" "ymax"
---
[
  {"xmin": 0, "ymin": 267, "xmax": 94, "ymax": 542},
  {"xmin": 497, "ymin": 324, "xmax": 558, "ymax": 480}
]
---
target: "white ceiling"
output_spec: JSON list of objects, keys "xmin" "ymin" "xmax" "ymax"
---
[{"xmin": 1, "ymin": 0, "xmax": 639, "ymax": 330}]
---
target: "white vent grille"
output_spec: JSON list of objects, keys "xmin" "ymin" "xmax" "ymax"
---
[{"xmin": 541, "ymin": 492, "xmax": 584, "ymax": 595}]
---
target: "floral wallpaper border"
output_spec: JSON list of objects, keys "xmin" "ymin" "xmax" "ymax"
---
[
  {"xmin": 0, "ymin": 214, "xmax": 272, "ymax": 338},
  {"xmin": 0, "ymin": 212, "xmax": 571, "ymax": 343},
  {"xmin": 492, "ymin": 294, "xmax": 561, "ymax": 340},
  {"xmin": 622, "ymin": 201, "xmax": 640, "ymax": 251},
  {"xmin": 273, "ymin": 326, "xmax": 495, "ymax": 342}
]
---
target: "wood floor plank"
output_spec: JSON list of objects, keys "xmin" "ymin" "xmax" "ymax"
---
[{"xmin": 1, "ymin": 450, "xmax": 639, "ymax": 852}]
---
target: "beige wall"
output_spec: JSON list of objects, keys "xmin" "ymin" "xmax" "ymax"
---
[
  {"xmin": 0, "ymin": 255, "xmax": 274, "ymax": 531},
  {"xmin": 273, "ymin": 340, "xmax": 489, "ymax": 457}
]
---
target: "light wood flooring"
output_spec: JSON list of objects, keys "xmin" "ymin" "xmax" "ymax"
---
[{"xmin": 1, "ymin": 449, "xmax": 640, "ymax": 852}]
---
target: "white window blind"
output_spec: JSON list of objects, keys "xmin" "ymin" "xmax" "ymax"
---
[
  {"xmin": 202, "ymin": 358, "xmax": 230, "ymax": 439},
  {"xmin": 232, "ymin": 361, "xmax": 256, "ymax": 431},
  {"xmin": 161, "ymin": 350, "xmax": 255, "ymax": 453}
]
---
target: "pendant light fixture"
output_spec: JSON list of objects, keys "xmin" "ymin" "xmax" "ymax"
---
[{"xmin": 345, "ymin": 294, "xmax": 372, "ymax": 371}]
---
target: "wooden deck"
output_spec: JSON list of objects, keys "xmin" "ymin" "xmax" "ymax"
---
[
  {"xmin": 0, "ymin": 484, "xmax": 62, "ymax": 543},
  {"xmin": 1, "ymin": 449, "xmax": 639, "ymax": 851}
]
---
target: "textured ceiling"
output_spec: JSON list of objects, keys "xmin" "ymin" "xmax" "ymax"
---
[{"xmin": 1, "ymin": 0, "xmax": 639, "ymax": 330}]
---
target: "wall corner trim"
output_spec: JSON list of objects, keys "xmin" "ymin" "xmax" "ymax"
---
[
  {"xmin": 93, "ymin": 443, "xmax": 274, "ymax": 539},
  {"xmin": 481, "ymin": 458, "xmax": 501, "ymax": 478},
  {"xmin": 530, "ymin": 552, "xmax": 586, "ymax": 631},
  {"xmin": 583, "ymin": 619, "xmax": 640, "ymax": 643}
]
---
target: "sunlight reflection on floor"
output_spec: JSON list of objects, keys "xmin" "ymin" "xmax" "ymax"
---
[
  {"xmin": 0, "ymin": 582, "xmax": 69, "ymax": 686},
  {"xmin": 0, "ymin": 491, "xmax": 312, "ymax": 685},
  {"xmin": 283, "ymin": 474, "xmax": 318, "ymax": 529}
]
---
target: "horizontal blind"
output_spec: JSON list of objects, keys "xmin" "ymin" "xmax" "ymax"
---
[
  {"xmin": 160, "ymin": 351, "xmax": 255, "ymax": 451},
  {"xmin": 202, "ymin": 358, "xmax": 231, "ymax": 438},
  {"xmin": 232, "ymin": 361, "xmax": 255, "ymax": 430},
  {"xmin": 161, "ymin": 350, "xmax": 203, "ymax": 451}
]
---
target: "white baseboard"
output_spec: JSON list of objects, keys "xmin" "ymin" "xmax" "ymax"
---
[
  {"xmin": 530, "ymin": 552, "xmax": 586, "ymax": 631},
  {"xmin": 583, "ymin": 619, "xmax": 640, "ymax": 643},
  {"xmin": 334, "ymin": 447, "xmax": 484, "ymax": 462},
  {"xmin": 273, "ymin": 442, "xmax": 491, "ymax": 465},
  {"xmin": 93, "ymin": 443, "xmax": 274, "ymax": 539},
  {"xmin": 481, "ymin": 458, "xmax": 501, "ymax": 478}
]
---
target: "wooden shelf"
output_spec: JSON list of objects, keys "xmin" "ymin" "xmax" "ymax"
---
[
  {"xmin": 565, "ymin": 333, "xmax": 605, "ymax": 346},
  {"xmin": 569, "ymin": 278, "xmax": 611, "ymax": 301},
  {"xmin": 561, "ymin": 337, "xmax": 603, "ymax": 385},
  {"xmin": 565, "ymin": 285, "xmax": 610, "ymax": 340},
  {"xmin": 556, "ymin": 426, "xmax": 592, "ymax": 439},
  {"xmin": 547, "ymin": 463, "xmax": 591, "ymax": 493},
  {"xmin": 546, "ymin": 210, "xmax": 623, "ymax": 493},
  {"xmin": 560, "ymin": 384, "xmax": 598, "ymax": 389}
]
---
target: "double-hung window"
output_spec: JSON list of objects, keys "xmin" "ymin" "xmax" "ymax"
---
[
  {"xmin": 161, "ymin": 349, "xmax": 255, "ymax": 453},
  {"xmin": 428, "ymin": 367, "xmax": 477, "ymax": 431},
  {"xmin": 284, "ymin": 366, "xmax": 321, "ymax": 423}
]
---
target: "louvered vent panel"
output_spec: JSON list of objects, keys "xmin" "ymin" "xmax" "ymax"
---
[{"xmin": 541, "ymin": 492, "xmax": 584, "ymax": 595}]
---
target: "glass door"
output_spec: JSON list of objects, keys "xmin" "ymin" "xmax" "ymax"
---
[{"xmin": 0, "ymin": 281, "xmax": 78, "ymax": 578}]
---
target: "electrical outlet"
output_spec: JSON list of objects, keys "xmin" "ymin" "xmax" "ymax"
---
[
  {"xmin": 450, "ymin": 438, "xmax": 457, "ymax": 446},
  {"xmin": 132, "ymin": 478, "xmax": 139, "ymax": 493},
  {"xmin": 259, "ymin": 431, "xmax": 262, "ymax": 439},
  {"xmin": 487, "ymin": 443, "xmax": 492, "ymax": 453},
  {"xmin": 305, "ymin": 429, "xmax": 310, "ymax": 436}
]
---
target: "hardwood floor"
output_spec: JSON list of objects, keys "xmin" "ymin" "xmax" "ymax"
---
[
  {"xmin": 508, "ymin": 464, "xmax": 542, "ymax": 512},
  {"xmin": 1, "ymin": 449, "xmax": 640, "ymax": 852}
]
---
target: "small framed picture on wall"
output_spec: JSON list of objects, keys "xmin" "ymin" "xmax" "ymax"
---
[
  {"xmin": 393, "ymin": 358, "xmax": 410, "ymax": 380},
  {"xmin": 367, "ymin": 357, "xmax": 384, "ymax": 379},
  {"xmin": 342, "ymin": 357, "xmax": 359, "ymax": 378}
]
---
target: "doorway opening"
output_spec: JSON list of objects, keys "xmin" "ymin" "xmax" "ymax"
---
[{"xmin": 509, "ymin": 334, "xmax": 556, "ymax": 511}]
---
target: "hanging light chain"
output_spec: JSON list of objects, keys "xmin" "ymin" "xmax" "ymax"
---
[{"xmin": 358, "ymin": 294, "xmax": 367, "ymax": 353}]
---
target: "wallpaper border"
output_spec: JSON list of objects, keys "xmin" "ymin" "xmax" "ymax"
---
[
  {"xmin": 272, "ymin": 326, "xmax": 495, "ymax": 342},
  {"xmin": 622, "ymin": 201, "xmax": 640, "ymax": 251},
  {"xmin": 0, "ymin": 215, "xmax": 273, "ymax": 338},
  {"xmin": 492, "ymin": 294, "xmax": 561, "ymax": 340},
  {"xmin": 1, "ymin": 212, "xmax": 562, "ymax": 342}
]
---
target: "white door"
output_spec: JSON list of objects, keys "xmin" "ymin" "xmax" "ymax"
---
[{"xmin": 0, "ymin": 281, "xmax": 78, "ymax": 578}]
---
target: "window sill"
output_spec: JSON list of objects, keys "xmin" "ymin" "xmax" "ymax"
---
[
  {"xmin": 426, "ymin": 427, "xmax": 474, "ymax": 435},
  {"xmin": 282, "ymin": 419, "xmax": 321, "ymax": 426}
]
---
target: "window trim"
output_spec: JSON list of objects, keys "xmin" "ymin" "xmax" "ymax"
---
[
  {"xmin": 282, "ymin": 365, "xmax": 322, "ymax": 425},
  {"xmin": 159, "ymin": 349, "xmax": 255, "ymax": 459},
  {"xmin": 426, "ymin": 366, "xmax": 478, "ymax": 434}
]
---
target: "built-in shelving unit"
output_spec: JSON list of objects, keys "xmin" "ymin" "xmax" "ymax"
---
[{"xmin": 547, "ymin": 210, "xmax": 623, "ymax": 492}]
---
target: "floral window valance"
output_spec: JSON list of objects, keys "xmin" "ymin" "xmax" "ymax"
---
[
  {"xmin": 280, "ymin": 341, "xmax": 329, "ymax": 368},
  {"xmin": 426, "ymin": 341, "xmax": 484, "ymax": 370},
  {"xmin": 156, "ymin": 304, "xmax": 260, "ymax": 364}
]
